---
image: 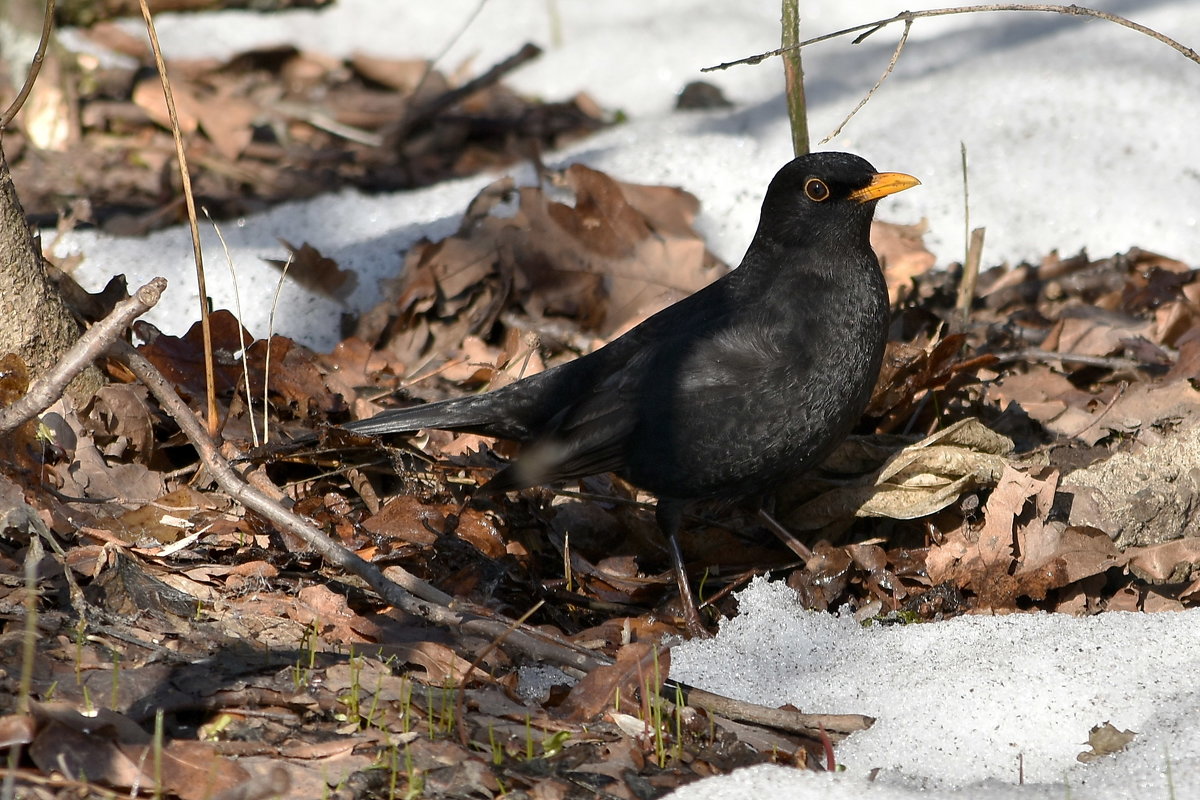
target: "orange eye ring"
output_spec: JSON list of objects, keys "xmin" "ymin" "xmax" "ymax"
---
[{"xmin": 804, "ymin": 178, "xmax": 830, "ymax": 202}]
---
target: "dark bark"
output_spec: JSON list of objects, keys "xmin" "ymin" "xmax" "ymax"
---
[{"xmin": 0, "ymin": 141, "xmax": 103, "ymax": 403}]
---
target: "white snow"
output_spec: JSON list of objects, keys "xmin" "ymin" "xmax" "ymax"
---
[
  {"xmin": 34, "ymin": 1, "xmax": 1200, "ymax": 796},
  {"xmin": 670, "ymin": 578, "xmax": 1200, "ymax": 798}
]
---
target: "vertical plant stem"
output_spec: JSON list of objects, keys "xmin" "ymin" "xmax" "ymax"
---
[
  {"xmin": 137, "ymin": 0, "xmax": 218, "ymax": 437},
  {"xmin": 955, "ymin": 144, "xmax": 985, "ymax": 333},
  {"xmin": 781, "ymin": 0, "xmax": 809, "ymax": 156}
]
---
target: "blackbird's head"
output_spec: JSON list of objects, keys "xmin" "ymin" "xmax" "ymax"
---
[{"xmin": 757, "ymin": 151, "xmax": 919, "ymax": 248}]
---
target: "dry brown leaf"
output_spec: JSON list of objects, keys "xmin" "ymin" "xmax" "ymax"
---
[
  {"xmin": 387, "ymin": 641, "xmax": 476, "ymax": 685},
  {"xmin": 557, "ymin": 641, "xmax": 668, "ymax": 722},
  {"xmin": 133, "ymin": 75, "xmax": 201, "ymax": 133},
  {"xmin": 925, "ymin": 465, "xmax": 1038, "ymax": 607},
  {"xmin": 1041, "ymin": 306, "xmax": 1152, "ymax": 359},
  {"xmin": 1077, "ymin": 722, "xmax": 1136, "ymax": 763},
  {"xmin": 362, "ymin": 495, "xmax": 443, "ymax": 546},
  {"xmin": 29, "ymin": 720, "xmax": 147, "ymax": 789},
  {"xmin": 270, "ymin": 239, "xmax": 359, "ymax": 302},
  {"xmin": 1124, "ymin": 538, "xmax": 1200, "ymax": 584},
  {"xmin": 784, "ymin": 418, "xmax": 1014, "ymax": 530},
  {"xmin": 119, "ymin": 740, "xmax": 251, "ymax": 800},
  {"xmin": 871, "ymin": 219, "xmax": 935, "ymax": 305},
  {"xmin": 368, "ymin": 165, "xmax": 726, "ymax": 371},
  {"xmin": 289, "ymin": 583, "xmax": 372, "ymax": 644},
  {"xmin": 194, "ymin": 91, "xmax": 258, "ymax": 160},
  {"xmin": 348, "ymin": 54, "xmax": 430, "ymax": 92},
  {"xmin": 83, "ymin": 383, "xmax": 157, "ymax": 459},
  {"xmin": 0, "ymin": 714, "xmax": 34, "ymax": 748}
]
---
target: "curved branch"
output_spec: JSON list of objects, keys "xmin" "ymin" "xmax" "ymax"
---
[
  {"xmin": 0, "ymin": 277, "xmax": 166, "ymax": 436},
  {"xmin": 702, "ymin": 4, "xmax": 1200, "ymax": 72},
  {"xmin": 0, "ymin": 0, "xmax": 57, "ymax": 130}
]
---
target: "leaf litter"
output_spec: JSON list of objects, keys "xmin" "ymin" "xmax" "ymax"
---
[{"xmin": 7, "ymin": 45, "xmax": 1200, "ymax": 796}]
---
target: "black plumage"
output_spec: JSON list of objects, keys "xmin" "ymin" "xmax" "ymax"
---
[{"xmin": 344, "ymin": 151, "xmax": 919, "ymax": 629}]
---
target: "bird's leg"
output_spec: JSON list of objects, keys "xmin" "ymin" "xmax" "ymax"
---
[{"xmin": 656, "ymin": 500, "xmax": 711, "ymax": 638}]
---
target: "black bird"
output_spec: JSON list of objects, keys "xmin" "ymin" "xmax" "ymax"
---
[{"xmin": 344, "ymin": 151, "xmax": 919, "ymax": 630}]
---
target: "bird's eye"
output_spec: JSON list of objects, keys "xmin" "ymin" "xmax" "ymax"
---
[{"xmin": 804, "ymin": 178, "xmax": 830, "ymax": 202}]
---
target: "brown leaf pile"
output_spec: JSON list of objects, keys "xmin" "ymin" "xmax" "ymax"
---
[{"xmin": 10, "ymin": 33, "xmax": 605, "ymax": 235}]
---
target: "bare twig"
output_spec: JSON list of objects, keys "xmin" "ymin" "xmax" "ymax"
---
[
  {"xmin": 264, "ymin": 254, "xmax": 292, "ymax": 444},
  {"xmin": 0, "ymin": 278, "xmax": 166, "ymax": 435},
  {"xmin": 269, "ymin": 100, "xmax": 384, "ymax": 147},
  {"xmin": 820, "ymin": 19, "xmax": 912, "ymax": 144},
  {"xmin": 394, "ymin": 42, "xmax": 544, "ymax": 140},
  {"xmin": 408, "ymin": 0, "xmax": 491, "ymax": 108},
  {"xmin": 703, "ymin": 5, "xmax": 1200, "ymax": 72},
  {"xmin": 0, "ymin": 0, "xmax": 56, "ymax": 130},
  {"xmin": 681, "ymin": 685, "xmax": 873, "ymax": 740},
  {"xmin": 961, "ymin": 143, "xmax": 971, "ymax": 273},
  {"xmin": 1069, "ymin": 380, "xmax": 1128, "ymax": 440},
  {"xmin": 991, "ymin": 349, "xmax": 1145, "ymax": 371},
  {"xmin": 137, "ymin": 0, "xmax": 218, "ymax": 437}
]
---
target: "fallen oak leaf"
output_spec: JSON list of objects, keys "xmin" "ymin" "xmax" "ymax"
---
[
  {"xmin": 363, "ymin": 165, "xmax": 728, "ymax": 371},
  {"xmin": 267, "ymin": 239, "xmax": 358, "ymax": 302},
  {"xmin": 782, "ymin": 418, "xmax": 1014, "ymax": 531},
  {"xmin": 1011, "ymin": 469, "xmax": 1121, "ymax": 599},
  {"xmin": 1124, "ymin": 538, "xmax": 1200, "ymax": 584},
  {"xmin": 925, "ymin": 464, "xmax": 1040, "ymax": 608},
  {"xmin": 556, "ymin": 641, "xmax": 668, "ymax": 722},
  {"xmin": 1077, "ymin": 722, "xmax": 1136, "ymax": 763}
]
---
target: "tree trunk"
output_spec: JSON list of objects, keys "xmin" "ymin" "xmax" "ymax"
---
[{"xmin": 0, "ymin": 142, "xmax": 103, "ymax": 403}]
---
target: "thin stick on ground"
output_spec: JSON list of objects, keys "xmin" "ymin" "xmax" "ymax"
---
[
  {"xmin": 0, "ymin": 277, "xmax": 167, "ymax": 435},
  {"xmin": 137, "ymin": 0, "xmax": 219, "ymax": 438},
  {"xmin": 395, "ymin": 42, "xmax": 544, "ymax": 140},
  {"xmin": 702, "ymin": 5, "xmax": 1200, "ymax": 72}
]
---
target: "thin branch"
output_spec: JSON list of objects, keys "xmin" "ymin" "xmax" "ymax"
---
[
  {"xmin": 990, "ymin": 349, "xmax": 1146, "ymax": 371},
  {"xmin": 137, "ymin": 0, "xmax": 218, "ymax": 437},
  {"xmin": 703, "ymin": 5, "xmax": 1200, "ymax": 72},
  {"xmin": 1069, "ymin": 380, "xmax": 1128, "ymax": 440},
  {"xmin": 0, "ymin": 277, "xmax": 166, "ymax": 435},
  {"xmin": 820, "ymin": 19, "xmax": 912, "ymax": 144},
  {"xmin": 264, "ymin": 254, "xmax": 292, "ymax": 444},
  {"xmin": 680, "ymin": 685, "xmax": 873, "ymax": 740},
  {"xmin": 394, "ymin": 42, "xmax": 544, "ymax": 141},
  {"xmin": 0, "ymin": 0, "xmax": 56, "ymax": 130}
]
